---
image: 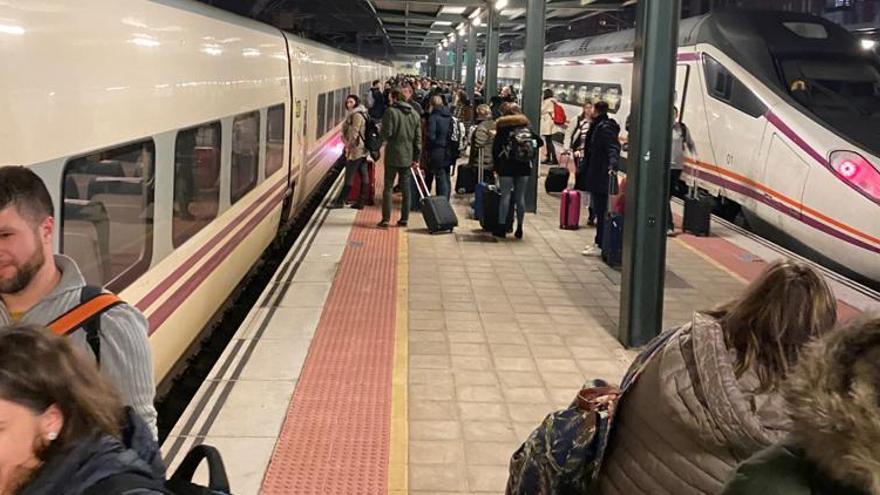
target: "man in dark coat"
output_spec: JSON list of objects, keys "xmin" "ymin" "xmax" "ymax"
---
[
  {"xmin": 368, "ymin": 80, "xmax": 386, "ymax": 121},
  {"xmin": 579, "ymin": 100, "xmax": 620, "ymax": 257}
]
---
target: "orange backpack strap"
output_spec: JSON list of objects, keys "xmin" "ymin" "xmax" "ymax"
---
[{"xmin": 47, "ymin": 286, "xmax": 123, "ymax": 364}]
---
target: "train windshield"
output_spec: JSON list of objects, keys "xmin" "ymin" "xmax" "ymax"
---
[{"xmin": 779, "ymin": 57, "xmax": 880, "ymax": 153}]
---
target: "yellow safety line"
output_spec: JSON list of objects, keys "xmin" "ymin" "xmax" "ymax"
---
[
  {"xmin": 673, "ymin": 237, "xmax": 750, "ymax": 285},
  {"xmin": 388, "ymin": 228, "xmax": 409, "ymax": 495}
]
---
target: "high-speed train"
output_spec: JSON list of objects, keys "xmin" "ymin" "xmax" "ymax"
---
[
  {"xmin": 0, "ymin": 0, "xmax": 391, "ymax": 383},
  {"xmin": 499, "ymin": 11, "xmax": 880, "ymax": 286}
]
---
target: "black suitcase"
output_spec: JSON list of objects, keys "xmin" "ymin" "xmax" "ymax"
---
[
  {"xmin": 412, "ymin": 166, "xmax": 457, "ymax": 234},
  {"xmin": 602, "ymin": 213, "xmax": 624, "ymax": 267},
  {"xmin": 683, "ymin": 195, "xmax": 712, "ymax": 236},
  {"xmin": 455, "ymin": 165, "xmax": 478, "ymax": 194},
  {"xmin": 479, "ymin": 185, "xmax": 514, "ymax": 232},
  {"xmin": 544, "ymin": 167, "xmax": 569, "ymax": 193}
]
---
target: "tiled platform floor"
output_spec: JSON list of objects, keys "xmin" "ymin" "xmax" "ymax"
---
[{"xmin": 404, "ymin": 171, "xmax": 750, "ymax": 494}]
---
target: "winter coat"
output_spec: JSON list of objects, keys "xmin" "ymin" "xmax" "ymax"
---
[
  {"xmin": 597, "ymin": 312, "xmax": 790, "ymax": 495},
  {"xmin": 342, "ymin": 105, "xmax": 368, "ymax": 161},
  {"xmin": 565, "ymin": 114, "xmax": 591, "ymax": 154},
  {"xmin": 468, "ymin": 118, "xmax": 496, "ymax": 171},
  {"xmin": 492, "ymin": 114, "xmax": 541, "ymax": 178},
  {"xmin": 578, "ymin": 114, "xmax": 621, "ymax": 194},
  {"xmin": 20, "ymin": 410, "xmax": 166, "ymax": 495},
  {"xmin": 368, "ymin": 87, "xmax": 386, "ymax": 120},
  {"xmin": 540, "ymin": 97, "xmax": 557, "ymax": 136},
  {"xmin": 380, "ymin": 101, "xmax": 422, "ymax": 169},
  {"xmin": 722, "ymin": 318, "xmax": 880, "ymax": 495},
  {"xmin": 426, "ymin": 106, "xmax": 452, "ymax": 170}
]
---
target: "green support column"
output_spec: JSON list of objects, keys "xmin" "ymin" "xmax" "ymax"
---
[
  {"xmin": 485, "ymin": 2, "xmax": 500, "ymax": 100},
  {"xmin": 454, "ymin": 35, "xmax": 464, "ymax": 84},
  {"xmin": 619, "ymin": 0, "xmax": 682, "ymax": 347},
  {"xmin": 466, "ymin": 24, "xmax": 477, "ymax": 107},
  {"xmin": 521, "ymin": 0, "xmax": 546, "ymax": 213}
]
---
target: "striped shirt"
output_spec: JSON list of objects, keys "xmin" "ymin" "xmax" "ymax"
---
[{"xmin": 0, "ymin": 255, "xmax": 157, "ymax": 439}]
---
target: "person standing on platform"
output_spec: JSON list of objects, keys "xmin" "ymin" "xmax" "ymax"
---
[
  {"xmin": 492, "ymin": 104, "xmax": 542, "ymax": 240},
  {"xmin": 568, "ymin": 100, "xmax": 596, "ymax": 226},
  {"xmin": 378, "ymin": 89, "xmax": 422, "ymax": 229},
  {"xmin": 328, "ymin": 95, "xmax": 369, "ymax": 210},
  {"xmin": 540, "ymin": 88, "xmax": 560, "ymax": 165},
  {"xmin": 0, "ymin": 167, "xmax": 158, "ymax": 438},
  {"xmin": 426, "ymin": 95, "xmax": 454, "ymax": 199},
  {"xmin": 469, "ymin": 104, "xmax": 497, "ymax": 184},
  {"xmin": 668, "ymin": 106, "xmax": 696, "ymax": 234},
  {"xmin": 367, "ymin": 80, "xmax": 386, "ymax": 122},
  {"xmin": 580, "ymin": 100, "xmax": 621, "ymax": 257}
]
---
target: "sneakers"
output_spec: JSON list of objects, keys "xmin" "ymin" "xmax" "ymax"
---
[
  {"xmin": 582, "ymin": 244, "xmax": 601, "ymax": 257},
  {"xmin": 396, "ymin": 220, "xmax": 408, "ymax": 227}
]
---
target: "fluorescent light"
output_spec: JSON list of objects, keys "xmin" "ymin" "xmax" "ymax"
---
[
  {"xmin": 458, "ymin": 24, "xmax": 467, "ymax": 35},
  {"xmin": 242, "ymin": 48, "xmax": 261, "ymax": 57},
  {"xmin": 472, "ymin": 16, "xmax": 481, "ymax": 27},
  {"xmin": 861, "ymin": 38, "xmax": 877, "ymax": 50},
  {"xmin": 0, "ymin": 23, "xmax": 25, "ymax": 35},
  {"xmin": 433, "ymin": 20, "xmax": 453, "ymax": 26},
  {"xmin": 469, "ymin": 8, "xmax": 482, "ymax": 19},
  {"xmin": 440, "ymin": 6, "xmax": 467, "ymax": 14},
  {"xmin": 495, "ymin": 0, "xmax": 508, "ymax": 9}
]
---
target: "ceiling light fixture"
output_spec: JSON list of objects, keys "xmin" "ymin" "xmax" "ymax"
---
[{"xmin": 495, "ymin": 0, "xmax": 508, "ymax": 10}]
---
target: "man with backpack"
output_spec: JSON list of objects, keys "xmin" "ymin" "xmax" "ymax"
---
[
  {"xmin": 668, "ymin": 106, "xmax": 696, "ymax": 234},
  {"xmin": 0, "ymin": 166, "xmax": 157, "ymax": 438},
  {"xmin": 329, "ymin": 94, "xmax": 377, "ymax": 209},
  {"xmin": 580, "ymin": 100, "xmax": 621, "ymax": 257}
]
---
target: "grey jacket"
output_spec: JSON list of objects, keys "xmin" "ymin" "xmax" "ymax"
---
[
  {"xmin": 0, "ymin": 255, "xmax": 158, "ymax": 439},
  {"xmin": 598, "ymin": 313, "xmax": 790, "ymax": 495}
]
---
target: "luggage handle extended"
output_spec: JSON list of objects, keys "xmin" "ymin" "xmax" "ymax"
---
[{"xmin": 411, "ymin": 165, "xmax": 429, "ymax": 200}]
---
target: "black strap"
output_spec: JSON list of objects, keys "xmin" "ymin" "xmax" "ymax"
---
[
  {"xmin": 80, "ymin": 285, "xmax": 106, "ymax": 365},
  {"xmin": 168, "ymin": 444, "xmax": 231, "ymax": 493},
  {"xmin": 84, "ymin": 472, "xmax": 170, "ymax": 495}
]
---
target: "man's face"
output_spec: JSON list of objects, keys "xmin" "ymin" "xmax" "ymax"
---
[{"xmin": 0, "ymin": 206, "xmax": 49, "ymax": 295}]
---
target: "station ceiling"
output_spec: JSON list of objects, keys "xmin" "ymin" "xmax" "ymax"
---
[{"xmin": 199, "ymin": 0, "xmax": 635, "ymax": 60}]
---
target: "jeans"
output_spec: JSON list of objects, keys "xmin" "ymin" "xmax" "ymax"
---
[
  {"xmin": 431, "ymin": 168, "xmax": 451, "ymax": 199},
  {"xmin": 499, "ymin": 175, "xmax": 528, "ymax": 230},
  {"xmin": 336, "ymin": 157, "xmax": 368, "ymax": 204},
  {"xmin": 382, "ymin": 166, "xmax": 412, "ymax": 223},
  {"xmin": 667, "ymin": 168, "xmax": 682, "ymax": 230},
  {"xmin": 593, "ymin": 192, "xmax": 609, "ymax": 247},
  {"xmin": 543, "ymin": 135, "xmax": 558, "ymax": 163}
]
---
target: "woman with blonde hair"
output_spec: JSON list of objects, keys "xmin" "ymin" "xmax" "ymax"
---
[
  {"xmin": 0, "ymin": 325, "xmax": 166, "ymax": 494},
  {"xmin": 597, "ymin": 260, "xmax": 838, "ymax": 495}
]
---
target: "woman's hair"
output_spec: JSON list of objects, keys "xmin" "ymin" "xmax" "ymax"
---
[
  {"xmin": 476, "ymin": 104, "xmax": 491, "ymax": 118},
  {"xmin": 0, "ymin": 325, "xmax": 122, "ymax": 462},
  {"xmin": 706, "ymin": 260, "xmax": 837, "ymax": 392},
  {"xmin": 430, "ymin": 94, "xmax": 444, "ymax": 109},
  {"xmin": 346, "ymin": 94, "xmax": 360, "ymax": 107},
  {"xmin": 542, "ymin": 88, "xmax": 554, "ymax": 99},
  {"xmin": 502, "ymin": 103, "xmax": 522, "ymax": 116}
]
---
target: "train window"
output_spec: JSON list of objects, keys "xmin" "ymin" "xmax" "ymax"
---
[
  {"xmin": 231, "ymin": 111, "xmax": 260, "ymax": 204},
  {"xmin": 327, "ymin": 91, "xmax": 336, "ymax": 133},
  {"xmin": 62, "ymin": 139, "xmax": 155, "ymax": 291},
  {"xmin": 172, "ymin": 122, "xmax": 221, "ymax": 248},
  {"xmin": 317, "ymin": 93, "xmax": 326, "ymax": 137},
  {"xmin": 266, "ymin": 104, "xmax": 285, "ymax": 177},
  {"xmin": 703, "ymin": 54, "xmax": 767, "ymax": 118}
]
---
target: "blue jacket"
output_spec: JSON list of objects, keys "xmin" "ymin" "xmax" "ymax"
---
[{"xmin": 426, "ymin": 106, "xmax": 452, "ymax": 151}]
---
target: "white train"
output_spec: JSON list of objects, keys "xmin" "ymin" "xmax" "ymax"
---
[
  {"xmin": 0, "ymin": 0, "xmax": 391, "ymax": 383},
  {"xmin": 499, "ymin": 11, "xmax": 880, "ymax": 286}
]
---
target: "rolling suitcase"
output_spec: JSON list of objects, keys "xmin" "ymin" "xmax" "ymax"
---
[
  {"xmin": 480, "ymin": 185, "xmax": 515, "ymax": 233},
  {"xmin": 602, "ymin": 213, "xmax": 624, "ymax": 267},
  {"xmin": 412, "ymin": 165, "xmax": 457, "ymax": 234},
  {"xmin": 683, "ymin": 192, "xmax": 712, "ymax": 236},
  {"xmin": 346, "ymin": 160, "xmax": 376, "ymax": 205},
  {"xmin": 472, "ymin": 148, "xmax": 488, "ymax": 220},
  {"xmin": 455, "ymin": 164, "xmax": 478, "ymax": 194},
  {"xmin": 559, "ymin": 189, "xmax": 581, "ymax": 230},
  {"xmin": 545, "ymin": 167, "xmax": 569, "ymax": 193}
]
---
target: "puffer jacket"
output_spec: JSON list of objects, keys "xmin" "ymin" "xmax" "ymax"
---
[
  {"xmin": 468, "ymin": 117, "xmax": 496, "ymax": 171},
  {"xmin": 20, "ymin": 410, "xmax": 166, "ymax": 495},
  {"xmin": 342, "ymin": 105, "xmax": 368, "ymax": 161},
  {"xmin": 598, "ymin": 312, "xmax": 790, "ymax": 495},
  {"xmin": 722, "ymin": 318, "xmax": 880, "ymax": 495},
  {"xmin": 492, "ymin": 114, "xmax": 541, "ymax": 178}
]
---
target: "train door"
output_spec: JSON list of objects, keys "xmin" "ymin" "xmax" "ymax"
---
[
  {"xmin": 760, "ymin": 131, "xmax": 808, "ymax": 230},
  {"xmin": 283, "ymin": 34, "xmax": 306, "ymax": 219},
  {"xmin": 696, "ymin": 52, "xmax": 768, "ymax": 211}
]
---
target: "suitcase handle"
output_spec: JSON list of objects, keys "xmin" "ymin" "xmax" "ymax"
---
[{"xmin": 411, "ymin": 165, "xmax": 429, "ymax": 200}]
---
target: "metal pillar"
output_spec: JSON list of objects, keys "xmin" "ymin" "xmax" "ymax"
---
[
  {"xmin": 454, "ymin": 35, "xmax": 464, "ymax": 84},
  {"xmin": 485, "ymin": 2, "xmax": 500, "ymax": 100},
  {"xmin": 521, "ymin": 0, "xmax": 546, "ymax": 213},
  {"xmin": 466, "ymin": 24, "xmax": 477, "ymax": 107},
  {"xmin": 619, "ymin": 0, "xmax": 681, "ymax": 347}
]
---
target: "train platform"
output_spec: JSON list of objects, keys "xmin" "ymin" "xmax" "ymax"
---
[{"xmin": 160, "ymin": 162, "xmax": 878, "ymax": 495}]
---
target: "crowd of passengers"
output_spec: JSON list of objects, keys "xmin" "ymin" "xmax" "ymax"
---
[{"xmin": 0, "ymin": 87, "xmax": 878, "ymax": 494}]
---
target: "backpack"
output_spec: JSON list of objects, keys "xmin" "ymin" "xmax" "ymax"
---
[
  {"xmin": 552, "ymin": 101, "xmax": 567, "ymax": 126},
  {"xmin": 447, "ymin": 115, "xmax": 463, "ymax": 159},
  {"xmin": 358, "ymin": 111, "xmax": 381, "ymax": 161},
  {"xmin": 501, "ymin": 127, "xmax": 538, "ymax": 164},
  {"xmin": 47, "ymin": 285, "xmax": 122, "ymax": 364}
]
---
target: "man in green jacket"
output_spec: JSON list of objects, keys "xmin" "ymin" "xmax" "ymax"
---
[
  {"xmin": 378, "ymin": 88, "xmax": 422, "ymax": 228},
  {"xmin": 722, "ymin": 316, "xmax": 880, "ymax": 495}
]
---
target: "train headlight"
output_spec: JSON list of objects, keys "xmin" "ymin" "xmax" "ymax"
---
[{"xmin": 829, "ymin": 150, "xmax": 880, "ymax": 202}]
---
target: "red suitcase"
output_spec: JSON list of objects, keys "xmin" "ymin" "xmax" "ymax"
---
[
  {"xmin": 346, "ymin": 160, "xmax": 376, "ymax": 205},
  {"xmin": 559, "ymin": 188, "xmax": 581, "ymax": 230}
]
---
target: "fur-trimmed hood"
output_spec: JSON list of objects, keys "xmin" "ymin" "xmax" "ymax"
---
[
  {"xmin": 495, "ymin": 114, "xmax": 530, "ymax": 129},
  {"xmin": 785, "ymin": 316, "xmax": 880, "ymax": 494}
]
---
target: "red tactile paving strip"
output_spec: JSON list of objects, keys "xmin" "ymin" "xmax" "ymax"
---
[
  {"xmin": 677, "ymin": 230, "xmax": 862, "ymax": 322},
  {"xmin": 260, "ymin": 169, "xmax": 397, "ymax": 494}
]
